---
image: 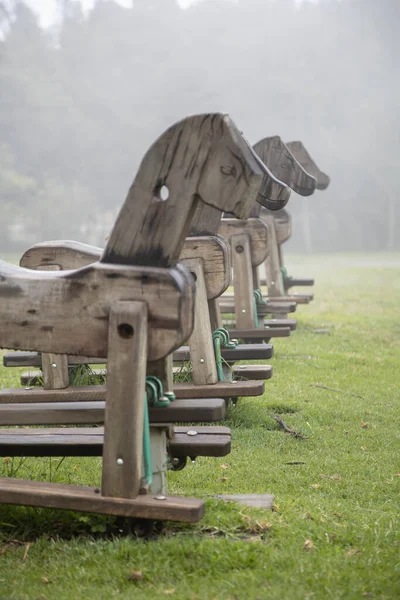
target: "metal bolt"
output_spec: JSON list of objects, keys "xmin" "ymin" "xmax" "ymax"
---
[
  {"xmin": 154, "ymin": 495, "xmax": 166, "ymax": 501},
  {"xmin": 51, "ymin": 363, "xmax": 57, "ymax": 368},
  {"xmin": 200, "ymin": 358, "xmax": 205, "ymax": 364},
  {"xmin": 117, "ymin": 458, "xmax": 124, "ymax": 466},
  {"xmin": 187, "ymin": 430, "xmax": 198, "ymax": 436},
  {"xmin": 236, "ymin": 245, "xmax": 244, "ymax": 253}
]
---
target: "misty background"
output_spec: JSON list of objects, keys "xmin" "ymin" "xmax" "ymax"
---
[{"xmin": 0, "ymin": 0, "xmax": 398, "ymax": 254}]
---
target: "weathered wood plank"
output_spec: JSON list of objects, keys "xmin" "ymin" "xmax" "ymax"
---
[
  {"xmin": 0, "ymin": 261, "xmax": 194, "ymax": 361},
  {"xmin": 219, "ymin": 300, "xmax": 296, "ymax": 314},
  {"xmin": 21, "ymin": 236, "xmax": 231, "ymax": 302},
  {"xmin": 101, "ymin": 301, "xmax": 147, "ymax": 499},
  {"xmin": 174, "ymin": 343, "xmax": 273, "ymax": 362},
  {"xmin": 230, "ymin": 234, "xmax": 255, "ymax": 329},
  {"xmin": 0, "ymin": 398, "xmax": 227, "ymax": 425},
  {"xmin": 232, "ymin": 364, "xmax": 273, "ymax": 380},
  {"xmin": 0, "ymin": 477, "xmax": 204, "ymax": 522},
  {"xmin": 41, "ymin": 353, "xmax": 69, "ymax": 390},
  {"xmin": 218, "ymin": 218, "xmax": 269, "ymax": 266},
  {"xmin": 173, "ymin": 379, "xmax": 265, "ymax": 399},
  {"xmin": 182, "ymin": 258, "xmax": 218, "ymax": 386},
  {"xmin": 0, "ymin": 427, "xmax": 231, "ymax": 459}
]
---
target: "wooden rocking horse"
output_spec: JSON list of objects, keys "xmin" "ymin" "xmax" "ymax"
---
[{"xmin": 0, "ymin": 113, "xmax": 271, "ymax": 525}]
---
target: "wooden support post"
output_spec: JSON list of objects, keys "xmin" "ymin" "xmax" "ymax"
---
[
  {"xmin": 36, "ymin": 266, "xmax": 70, "ymax": 391},
  {"xmin": 208, "ymin": 299, "xmax": 223, "ymax": 331},
  {"xmin": 231, "ymin": 234, "xmax": 255, "ymax": 329},
  {"xmin": 102, "ymin": 301, "xmax": 148, "ymax": 499},
  {"xmin": 252, "ymin": 266, "xmax": 260, "ymax": 289},
  {"xmin": 41, "ymin": 353, "xmax": 69, "ymax": 390},
  {"xmin": 263, "ymin": 215, "xmax": 285, "ymax": 297},
  {"xmin": 146, "ymin": 356, "xmax": 174, "ymax": 395},
  {"xmin": 182, "ymin": 258, "xmax": 218, "ymax": 386}
]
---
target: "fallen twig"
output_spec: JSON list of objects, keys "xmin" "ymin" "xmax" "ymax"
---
[
  {"xmin": 21, "ymin": 542, "xmax": 31, "ymax": 562},
  {"xmin": 272, "ymin": 415, "xmax": 308, "ymax": 439},
  {"xmin": 312, "ymin": 383, "xmax": 363, "ymax": 398}
]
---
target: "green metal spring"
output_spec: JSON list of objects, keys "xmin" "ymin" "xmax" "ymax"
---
[
  {"xmin": 253, "ymin": 288, "xmax": 269, "ymax": 328},
  {"xmin": 142, "ymin": 392, "xmax": 152, "ymax": 487},
  {"xmin": 212, "ymin": 328, "xmax": 238, "ymax": 381},
  {"xmin": 141, "ymin": 375, "xmax": 177, "ymax": 488}
]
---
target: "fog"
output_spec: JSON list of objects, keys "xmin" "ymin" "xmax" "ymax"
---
[{"xmin": 0, "ymin": 0, "xmax": 398, "ymax": 253}]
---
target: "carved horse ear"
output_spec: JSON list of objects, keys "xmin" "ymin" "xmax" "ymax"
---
[
  {"xmin": 286, "ymin": 141, "xmax": 330, "ymax": 190},
  {"xmin": 253, "ymin": 136, "xmax": 317, "ymax": 197}
]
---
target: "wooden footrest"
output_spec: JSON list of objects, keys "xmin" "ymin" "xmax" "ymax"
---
[
  {"xmin": 232, "ymin": 365, "xmax": 272, "ymax": 380},
  {"xmin": 289, "ymin": 293, "xmax": 314, "ymax": 302},
  {"xmin": 266, "ymin": 295, "xmax": 310, "ymax": 305},
  {"xmin": 218, "ymin": 301, "xmax": 296, "ymax": 314},
  {"xmin": 5, "ymin": 346, "xmax": 274, "ymax": 367},
  {"xmin": 222, "ymin": 293, "xmax": 308, "ymax": 305},
  {"xmin": 173, "ymin": 379, "xmax": 264, "ymax": 399},
  {"xmin": 0, "ymin": 477, "xmax": 204, "ymax": 522},
  {"xmin": 285, "ymin": 277, "xmax": 314, "ymax": 288},
  {"xmin": 174, "ymin": 343, "xmax": 273, "ymax": 362},
  {"xmin": 0, "ymin": 398, "xmax": 226, "ymax": 425},
  {"xmin": 170, "ymin": 426, "xmax": 231, "ymax": 458},
  {"xmin": 3, "ymin": 352, "xmax": 104, "ymax": 368},
  {"xmin": 0, "ymin": 426, "xmax": 231, "ymax": 459},
  {"xmin": 256, "ymin": 302, "xmax": 297, "ymax": 314},
  {"xmin": 226, "ymin": 328, "xmax": 290, "ymax": 340},
  {"xmin": 264, "ymin": 319, "xmax": 297, "ymax": 331},
  {"xmin": 22, "ymin": 363, "xmax": 275, "ymax": 387}
]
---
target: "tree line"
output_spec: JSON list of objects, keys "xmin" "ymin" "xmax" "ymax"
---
[{"xmin": 0, "ymin": 0, "xmax": 398, "ymax": 253}]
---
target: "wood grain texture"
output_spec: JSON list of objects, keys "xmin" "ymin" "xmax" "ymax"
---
[
  {"xmin": 0, "ymin": 261, "xmax": 194, "ymax": 361},
  {"xmin": 0, "ymin": 398, "xmax": 227, "ymax": 425},
  {"xmin": 218, "ymin": 218, "xmax": 269, "ymax": 266},
  {"xmin": 41, "ymin": 353, "xmax": 69, "ymax": 390},
  {"xmin": 261, "ymin": 214, "xmax": 285, "ymax": 296},
  {"xmin": 21, "ymin": 236, "xmax": 231, "ymax": 302},
  {"xmin": 101, "ymin": 114, "xmax": 267, "ymax": 267},
  {"xmin": 0, "ymin": 477, "xmax": 205, "ymax": 522},
  {"xmin": 174, "ymin": 343, "xmax": 273, "ymax": 362},
  {"xmin": 101, "ymin": 301, "xmax": 147, "ymax": 499},
  {"xmin": 173, "ymin": 379, "xmax": 265, "ymax": 399},
  {"xmin": 3, "ymin": 352, "xmax": 104, "ymax": 368},
  {"xmin": 208, "ymin": 299, "xmax": 223, "ymax": 330},
  {"xmin": 286, "ymin": 141, "xmax": 330, "ymax": 190},
  {"xmin": 253, "ymin": 136, "xmax": 316, "ymax": 201},
  {"xmin": 182, "ymin": 258, "xmax": 218, "ymax": 386},
  {"xmin": 20, "ymin": 241, "xmax": 102, "ymax": 270},
  {"xmin": 0, "ymin": 427, "xmax": 231, "ymax": 459},
  {"xmin": 270, "ymin": 208, "xmax": 291, "ymax": 245},
  {"xmin": 180, "ymin": 236, "xmax": 230, "ymax": 299},
  {"xmin": 231, "ymin": 364, "xmax": 273, "ymax": 380},
  {"xmin": 230, "ymin": 234, "xmax": 256, "ymax": 329}
]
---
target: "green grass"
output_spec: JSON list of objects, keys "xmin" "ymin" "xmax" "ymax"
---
[{"xmin": 0, "ymin": 253, "xmax": 399, "ymax": 599}]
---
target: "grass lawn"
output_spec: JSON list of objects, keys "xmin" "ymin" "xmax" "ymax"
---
[{"xmin": 0, "ymin": 253, "xmax": 399, "ymax": 599}]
